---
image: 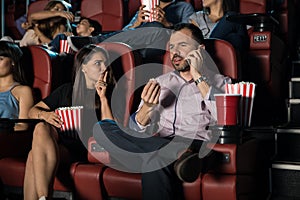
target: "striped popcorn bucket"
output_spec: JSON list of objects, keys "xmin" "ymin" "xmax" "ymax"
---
[
  {"xmin": 141, "ymin": 0, "xmax": 159, "ymax": 22},
  {"xmin": 225, "ymin": 82, "xmax": 256, "ymax": 127},
  {"xmin": 59, "ymin": 39, "xmax": 71, "ymax": 54},
  {"xmin": 55, "ymin": 106, "xmax": 83, "ymax": 139}
]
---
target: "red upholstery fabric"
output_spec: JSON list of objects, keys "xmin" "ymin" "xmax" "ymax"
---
[
  {"xmin": 183, "ymin": 177, "xmax": 202, "ymax": 200},
  {"xmin": 239, "ymin": 0, "xmax": 267, "ymax": 14},
  {"xmin": 27, "ymin": 0, "xmax": 49, "ymax": 18},
  {"xmin": 127, "ymin": 0, "xmax": 141, "ymax": 20},
  {"xmin": 204, "ymin": 39, "xmax": 238, "ymax": 80},
  {"xmin": 202, "ymin": 173, "xmax": 258, "ymax": 200},
  {"xmin": 72, "ymin": 163, "xmax": 106, "ymax": 200},
  {"xmin": 4, "ymin": 3, "xmax": 23, "ymax": 40},
  {"xmin": 80, "ymin": 0, "xmax": 124, "ymax": 32},
  {"xmin": 0, "ymin": 157, "xmax": 74, "ymax": 192},
  {"xmin": 247, "ymin": 31, "xmax": 272, "ymax": 84},
  {"xmin": 0, "ymin": 158, "xmax": 27, "ymax": 187},
  {"xmin": 202, "ymin": 173, "xmax": 237, "ymax": 200},
  {"xmin": 103, "ymin": 168, "xmax": 143, "ymax": 200},
  {"xmin": 29, "ymin": 45, "xmax": 53, "ymax": 99}
]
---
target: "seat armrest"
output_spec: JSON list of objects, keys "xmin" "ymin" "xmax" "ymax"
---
[{"xmin": 88, "ymin": 137, "xmax": 111, "ymax": 164}]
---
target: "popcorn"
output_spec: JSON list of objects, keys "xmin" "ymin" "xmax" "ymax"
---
[
  {"xmin": 59, "ymin": 39, "xmax": 71, "ymax": 54},
  {"xmin": 141, "ymin": 0, "xmax": 159, "ymax": 22},
  {"xmin": 225, "ymin": 82, "xmax": 256, "ymax": 127},
  {"xmin": 55, "ymin": 106, "xmax": 83, "ymax": 139}
]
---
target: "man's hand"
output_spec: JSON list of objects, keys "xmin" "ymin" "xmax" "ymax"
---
[
  {"xmin": 185, "ymin": 46, "xmax": 205, "ymax": 80},
  {"xmin": 132, "ymin": 5, "xmax": 150, "ymax": 28},
  {"xmin": 136, "ymin": 79, "xmax": 161, "ymax": 126},
  {"xmin": 152, "ymin": 6, "xmax": 173, "ymax": 27},
  {"xmin": 141, "ymin": 79, "xmax": 161, "ymax": 107}
]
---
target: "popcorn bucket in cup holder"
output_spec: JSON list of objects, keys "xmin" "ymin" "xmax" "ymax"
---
[
  {"xmin": 225, "ymin": 82, "xmax": 256, "ymax": 127},
  {"xmin": 55, "ymin": 106, "xmax": 83, "ymax": 139}
]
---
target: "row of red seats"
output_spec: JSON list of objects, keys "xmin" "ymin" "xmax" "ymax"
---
[
  {"xmin": 0, "ymin": 39, "xmax": 270, "ymax": 200},
  {"xmin": 5, "ymin": 0, "xmax": 289, "ymax": 38}
]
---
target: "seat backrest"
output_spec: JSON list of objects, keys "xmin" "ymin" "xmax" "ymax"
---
[
  {"xmin": 27, "ymin": 0, "xmax": 49, "ymax": 18},
  {"xmin": 127, "ymin": 0, "xmax": 141, "ymax": 21},
  {"xmin": 163, "ymin": 38, "xmax": 238, "ymax": 81},
  {"xmin": 80, "ymin": 0, "xmax": 124, "ymax": 32},
  {"xmin": 97, "ymin": 42, "xmax": 141, "ymax": 126},
  {"xmin": 239, "ymin": 0, "xmax": 267, "ymax": 14},
  {"xmin": 87, "ymin": 42, "xmax": 142, "ymax": 164},
  {"xmin": 29, "ymin": 45, "xmax": 53, "ymax": 99},
  {"xmin": 184, "ymin": 0, "xmax": 203, "ymax": 11},
  {"xmin": 246, "ymin": 31, "xmax": 272, "ymax": 84},
  {"xmin": 21, "ymin": 45, "xmax": 66, "ymax": 102}
]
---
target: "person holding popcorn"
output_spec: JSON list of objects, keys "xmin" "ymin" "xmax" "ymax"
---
[
  {"xmin": 23, "ymin": 44, "xmax": 115, "ymax": 200},
  {"xmin": 123, "ymin": 0, "xmax": 195, "ymax": 30}
]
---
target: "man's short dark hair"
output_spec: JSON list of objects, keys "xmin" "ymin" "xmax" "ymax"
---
[
  {"xmin": 173, "ymin": 23, "xmax": 204, "ymax": 45},
  {"xmin": 81, "ymin": 17, "xmax": 102, "ymax": 36}
]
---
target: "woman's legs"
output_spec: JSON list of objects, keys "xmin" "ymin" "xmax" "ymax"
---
[{"xmin": 23, "ymin": 122, "xmax": 60, "ymax": 200}]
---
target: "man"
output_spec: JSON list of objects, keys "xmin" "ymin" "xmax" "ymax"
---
[
  {"xmin": 123, "ymin": 0, "xmax": 194, "ymax": 30},
  {"xmin": 93, "ymin": 23, "xmax": 230, "ymax": 200}
]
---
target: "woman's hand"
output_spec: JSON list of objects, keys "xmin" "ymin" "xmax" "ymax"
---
[
  {"xmin": 57, "ymin": 11, "xmax": 74, "ymax": 22},
  {"xmin": 96, "ymin": 71, "xmax": 108, "ymax": 99},
  {"xmin": 40, "ymin": 110, "xmax": 64, "ymax": 128}
]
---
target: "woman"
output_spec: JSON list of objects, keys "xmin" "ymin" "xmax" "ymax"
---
[
  {"xmin": 189, "ymin": 0, "xmax": 249, "ymax": 52},
  {"xmin": 0, "ymin": 41, "xmax": 34, "ymax": 131},
  {"xmin": 23, "ymin": 44, "xmax": 115, "ymax": 200},
  {"xmin": 20, "ymin": 0, "xmax": 74, "ymax": 47}
]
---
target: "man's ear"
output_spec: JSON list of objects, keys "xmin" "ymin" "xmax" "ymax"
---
[{"xmin": 88, "ymin": 27, "xmax": 95, "ymax": 35}]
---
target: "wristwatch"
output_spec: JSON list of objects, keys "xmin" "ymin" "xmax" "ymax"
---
[{"xmin": 194, "ymin": 76, "xmax": 207, "ymax": 85}]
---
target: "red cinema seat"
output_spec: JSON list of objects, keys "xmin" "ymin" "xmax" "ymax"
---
[
  {"xmin": 239, "ymin": 0, "xmax": 267, "ymax": 14},
  {"xmin": 127, "ymin": 0, "xmax": 141, "ymax": 23},
  {"xmin": 244, "ymin": 29, "xmax": 288, "ymax": 126},
  {"xmin": 27, "ymin": 0, "xmax": 49, "ymax": 18},
  {"xmin": 80, "ymin": 0, "xmax": 124, "ymax": 32},
  {"xmin": 85, "ymin": 39, "xmax": 262, "ymax": 200},
  {"xmin": 71, "ymin": 42, "xmax": 142, "ymax": 200}
]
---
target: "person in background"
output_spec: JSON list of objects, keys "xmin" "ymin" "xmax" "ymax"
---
[
  {"xmin": 93, "ymin": 23, "xmax": 230, "ymax": 200},
  {"xmin": 123, "ymin": 0, "xmax": 195, "ymax": 30},
  {"xmin": 23, "ymin": 44, "xmax": 115, "ymax": 200},
  {"xmin": 189, "ymin": 0, "xmax": 249, "ymax": 52},
  {"xmin": 67, "ymin": 0, "xmax": 195, "ymax": 61},
  {"xmin": 20, "ymin": 0, "xmax": 74, "ymax": 47},
  {"xmin": 49, "ymin": 17, "xmax": 102, "ymax": 53},
  {"xmin": 0, "ymin": 41, "xmax": 34, "ymax": 131}
]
